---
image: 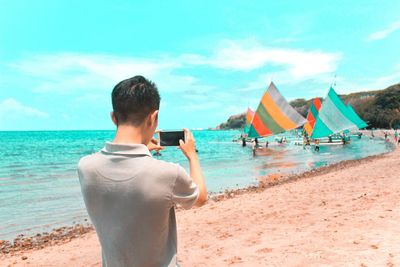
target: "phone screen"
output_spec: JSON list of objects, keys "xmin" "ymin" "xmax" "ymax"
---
[{"xmin": 159, "ymin": 131, "xmax": 185, "ymax": 146}]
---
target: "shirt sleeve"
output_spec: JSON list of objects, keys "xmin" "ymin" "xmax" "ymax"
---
[{"xmin": 171, "ymin": 165, "xmax": 199, "ymax": 209}]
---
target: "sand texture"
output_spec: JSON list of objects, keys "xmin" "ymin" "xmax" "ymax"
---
[{"xmin": 2, "ymin": 142, "xmax": 399, "ymax": 267}]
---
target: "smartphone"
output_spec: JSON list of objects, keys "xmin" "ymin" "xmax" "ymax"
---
[{"xmin": 158, "ymin": 130, "xmax": 186, "ymax": 146}]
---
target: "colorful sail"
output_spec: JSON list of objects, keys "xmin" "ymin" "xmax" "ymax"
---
[
  {"xmin": 303, "ymin": 98, "xmax": 322, "ymax": 136},
  {"xmin": 346, "ymin": 104, "xmax": 368, "ymax": 129},
  {"xmin": 311, "ymin": 87, "xmax": 358, "ymax": 138},
  {"xmin": 248, "ymin": 82, "xmax": 307, "ymax": 138},
  {"xmin": 244, "ymin": 108, "xmax": 254, "ymax": 133}
]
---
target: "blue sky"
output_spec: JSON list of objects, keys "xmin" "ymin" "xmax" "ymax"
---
[{"xmin": 1, "ymin": 0, "xmax": 399, "ymax": 130}]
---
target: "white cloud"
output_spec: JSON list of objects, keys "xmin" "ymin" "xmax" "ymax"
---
[
  {"xmin": 10, "ymin": 53, "xmax": 204, "ymax": 94},
  {"xmin": 223, "ymin": 104, "xmax": 247, "ymax": 116},
  {"xmin": 180, "ymin": 101, "xmax": 221, "ymax": 111},
  {"xmin": 368, "ymin": 20, "xmax": 400, "ymax": 41},
  {"xmin": 10, "ymin": 39, "xmax": 341, "ymax": 99},
  {"xmin": 323, "ymin": 64, "xmax": 400, "ymax": 95},
  {"xmin": 182, "ymin": 39, "xmax": 341, "ymax": 78},
  {"xmin": 0, "ymin": 98, "xmax": 48, "ymax": 118},
  {"xmin": 236, "ymin": 68, "xmax": 338, "ymax": 94}
]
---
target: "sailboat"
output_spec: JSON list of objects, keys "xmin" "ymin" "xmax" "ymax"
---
[
  {"xmin": 310, "ymin": 87, "xmax": 368, "ymax": 142},
  {"xmin": 303, "ymin": 98, "xmax": 322, "ymax": 137},
  {"xmin": 244, "ymin": 108, "xmax": 255, "ymax": 134},
  {"xmin": 247, "ymin": 82, "xmax": 307, "ymax": 139}
]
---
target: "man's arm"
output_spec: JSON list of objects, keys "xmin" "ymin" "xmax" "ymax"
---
[{"xmin": 179, "ymin": 129, "xmax": 208, "ymax": 206}]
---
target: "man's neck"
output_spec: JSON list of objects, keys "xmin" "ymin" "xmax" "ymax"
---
[{"xmin": 113, "ymin": 124, "xmax": 146, "ymax": 145}]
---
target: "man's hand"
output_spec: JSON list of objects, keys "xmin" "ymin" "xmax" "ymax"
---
[
  {"xmin": 179, "ymin": 129, "xmax": 197, "ymax": 160},
  {"xmin": 147, "ymin": 138, "xmax": 164, "ymax": 152},
  {"xmin": 179, "ymin": 129, "xmax": 207, "ymax": 206}
]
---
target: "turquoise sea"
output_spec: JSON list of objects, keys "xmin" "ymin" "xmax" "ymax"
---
[{"xmin": 0, "ymin": 130, "xmax": 393, "ymax": 241}]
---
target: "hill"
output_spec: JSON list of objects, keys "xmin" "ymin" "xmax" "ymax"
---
[{"xmin": 217, "ymin": 83, "xmax": 400, "ymax": 130}]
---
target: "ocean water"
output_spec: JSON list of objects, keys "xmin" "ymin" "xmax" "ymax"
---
[{"xmin": 0, "ymin": 130, "xmax": 393, "ymax": 241}]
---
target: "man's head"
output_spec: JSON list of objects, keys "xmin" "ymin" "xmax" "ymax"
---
[{"xmin": 111, "ymin": 75, "xmax": 160, "ymax": 140}]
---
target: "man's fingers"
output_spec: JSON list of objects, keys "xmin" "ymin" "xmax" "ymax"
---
[
  {"xmin": 179, "ymin": 139, "xmax": 185, "ymax": 147},
  {"xmin": 150, "ymin": 138, "xmax": 158, "ymax": 145},
  {"xmin": 183, "ymin": 128, "xmax": 191, "ymax": 140},
  {"xmin": 183, "ymin": 128, "xmax": 195, "ymax": 141}
]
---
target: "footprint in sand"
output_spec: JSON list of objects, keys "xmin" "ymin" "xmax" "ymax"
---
[
  {"xmin": 256, "ymin": 247, "xmax": 273, "ymax": 254},
  {"xmin": 245, "ymin": 235, "xmax": 261, "ymax": 245},
  {"xmin": 224, "ymin": 256, "xmax": 243, "ymax": 265},
  {"xmin": 217, "ymin": 232, "xmax": 233, "ymax": 240}
]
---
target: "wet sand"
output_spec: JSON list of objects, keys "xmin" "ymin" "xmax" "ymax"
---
[{"xmin": 1, "ymin": 136, "xmax": 399, "ymax": 266}]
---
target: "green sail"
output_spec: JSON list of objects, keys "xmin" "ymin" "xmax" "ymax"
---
[
  {"xmin": 311, "ymin": 87, "xmax": 359, "ymax": 138},
  {"xmin": 346, "ymin": 104, "xmax": 368, "ymax": 129}
]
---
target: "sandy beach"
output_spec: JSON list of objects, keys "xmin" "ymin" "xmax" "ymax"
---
[{"xmin": 2, "ymin": 137, "xmax": 399, "ymax": 266}]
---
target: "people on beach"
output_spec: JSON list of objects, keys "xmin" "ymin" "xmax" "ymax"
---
[
  {"xmin": 265, "ymin": 141, "xmax": 269, "ymax": 148},
  {"xmin": 314, "ymin": 139, "xmax": 320, "ymax": 152},
  {"xmin": 394, "ymin": 129, "xmax": 398, "ymax": 143},
  {"xmin": 252, "ymin": 140, "xmax": 257, "ymax": 157},
  {"xmin": 306, "ymin": 137, "xmax": 310, "ymax": 146},
  {"xmin": 77, "ymin": 75, "xmax": 208, "ymax": 267},
  {"xmin": 341, "ymin": 134, "xmax": 348, "ymax": 145},
  {"xmin": 302, "ymin": 136, "xmax": 307, "ymax": 149},
  {"xmin": 384, "ymin": 131, "xmax": 388, "ymax": 140},
  {"xmin": 241, "ymin": 136, "xmax": 246, "ymax": 147}
]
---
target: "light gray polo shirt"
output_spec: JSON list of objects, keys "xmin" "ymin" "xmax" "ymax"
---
[{"xmin": 77, "ymin": 142, "xmax": 199, "ymax": 267}]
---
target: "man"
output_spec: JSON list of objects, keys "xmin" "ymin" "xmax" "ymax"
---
[{"xmin": 78, "ymin": 75, "xmax": 208, "ymax": 267}]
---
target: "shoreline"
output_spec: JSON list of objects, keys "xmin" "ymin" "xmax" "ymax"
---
[{"xmin": 1, "ymin": 136, "xmax": 396, "ymax": 257}]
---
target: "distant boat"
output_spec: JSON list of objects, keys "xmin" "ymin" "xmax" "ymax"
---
[
  {"xmin": 303, "ymin": 98, "xmax": 322, "ymax": 137},
  {"xmin": 247, "ymin": 82, "xmax": 307, "ymax": 138},
  {"xmin": 244, "ymin": 108, "xmax": 255, "ymax": 134},
  {"xmin": 311, "ymin": 87, "xmax": 368, "ymax": 139}
]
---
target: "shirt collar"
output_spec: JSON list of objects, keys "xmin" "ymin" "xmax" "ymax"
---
[{"xmin": 101, "ymin": 141, "xmax": 152, "ymax": 157}]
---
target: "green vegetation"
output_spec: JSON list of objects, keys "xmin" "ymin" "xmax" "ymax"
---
[
  {"xmin": 217, "ymin": 113, "xmax": 246, "ymax": 129},
  {"xmin": 217, "ymin": 83, "xmax": 400, "ymax": 129},
  {"xmin": 361, "ymin": 83, "xmax": 400, "ymax": 129}
]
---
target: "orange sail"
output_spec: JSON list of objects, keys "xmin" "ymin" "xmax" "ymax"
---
[
  {"xmin": 244, "ymin": 108, "xmax": 254, "ymax": 133},
  {"xmin": 248, "ymin": 82, "xmax": 307, "ymax": 138},
  {"xmin": 303, "ymin": 98, "xmax": 322, "ymax": 136}
]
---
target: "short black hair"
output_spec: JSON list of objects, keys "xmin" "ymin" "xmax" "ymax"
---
[{"xmin": 112, "ymin": 75, "xmax": 160, "ymax": 125}]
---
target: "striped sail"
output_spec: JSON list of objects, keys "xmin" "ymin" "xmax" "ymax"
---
[
  {"xmin": 303, "ymin": 98, "xmax": 322, "ymax": 136},
  {"xmin": 248, "ymin": 82, "xmax": 307, "ymax": 138},
  {"xmin": 244, "ymin": 108, "xmax": 255, "ymax": 133},
  {"xmin": 311, "ymin": 87, "xmax": 359, "ymax": 138},
  {"xmin": 347, "ymin": 104, "xmax": 368, "ymax": 129}
]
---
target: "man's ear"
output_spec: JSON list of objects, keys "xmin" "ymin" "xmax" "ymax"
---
[
  {"xmin": 149, "ymin": 110, "xmax": 159, "ymax": 127},
  {"xmin": 110, "ymin": 112, "xmax": 118, "ymax": 126}
]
